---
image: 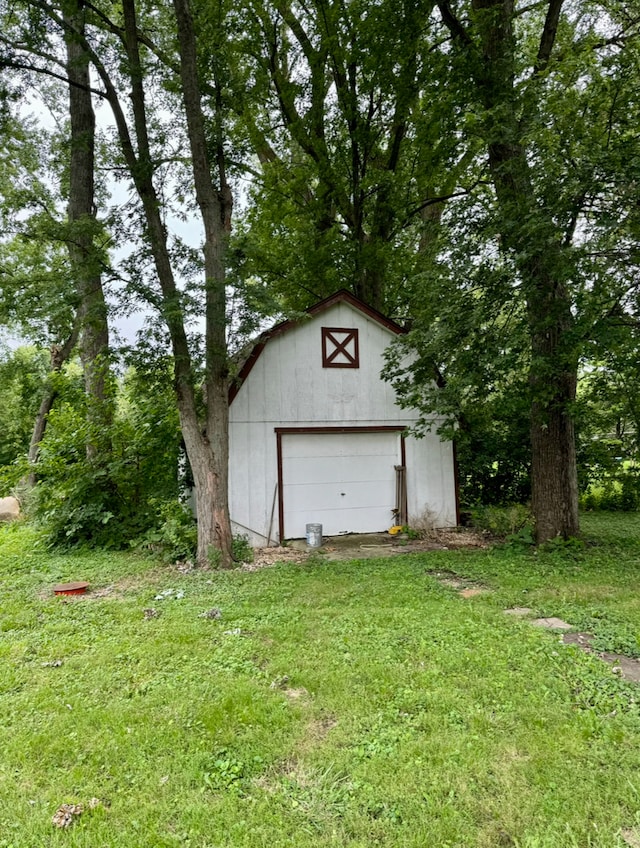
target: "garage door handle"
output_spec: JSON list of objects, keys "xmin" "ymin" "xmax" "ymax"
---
[{"xmin": 341, "ymin": 492, "xmax": 346, "ymax": 496}]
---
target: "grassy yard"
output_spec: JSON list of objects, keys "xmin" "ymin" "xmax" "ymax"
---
[{"xmin": 2, "ymin": 514, "xmax": 640, "ymax": 847}]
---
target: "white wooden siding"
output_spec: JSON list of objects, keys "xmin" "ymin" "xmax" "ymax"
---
[{"xmin": 230, "ymin": 303, "xmax": 406, "ymax": 425}]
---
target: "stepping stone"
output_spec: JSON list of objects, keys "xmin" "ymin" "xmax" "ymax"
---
[
  {"xmin": 599, "ymin": 653, "xmax": 640, "ymax": 684},
  {"xmin": 531, "ymin": 617, "xmax": 573, "ymax": 630},
  {"xmin": 562, "ymin": 633, "xmax": 640, "ymax": 683},
  {"xmin": 621, "ymin": 828, "xmax": 640, "ymax": 848},
  {"xmin": 562, "ymin": 632, "xmax": 595, "ymax": 648},
  {"xmin": 504, "ymin": 607, "xmax": 533, "ymax": 617}
]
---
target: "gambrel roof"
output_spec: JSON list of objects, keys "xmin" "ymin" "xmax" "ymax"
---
[{"xmin": 229, "ymin": 290, "xmax": 406, "ymax": 404}]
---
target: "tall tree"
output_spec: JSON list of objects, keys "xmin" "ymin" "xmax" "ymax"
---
[
  {"xmin": 230, "ymin": 0, "xmax": 467, "ymax": 314},
  {"xmin": 1, "ymin": 0, "xmax": 236, "ymax": 563},
  {"xmin": 0, "ymin": 15, "xmax": 113, "ymax": 474},
  {"xmin": 430, "ymin": 0, "xmax": 639, "ymax": 541},
  {"xmin": 0, "ymin": 111, "xmax": 81, "ymax": 479},
  {"xmin": 63, "ymin": 0, "xmax": 113, "ymax": 457}
]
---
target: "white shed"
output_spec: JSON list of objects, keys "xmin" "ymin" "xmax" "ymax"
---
[{"xmin": 229, "ymin": 290, "xmax": 458, "ymax": 545}]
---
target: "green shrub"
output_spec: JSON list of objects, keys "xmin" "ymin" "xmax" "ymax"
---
[
  {"xmin": 31, "ymin": 365, "xmax": 182, "ymax": 549},
  {"xmin": 504, "ymin": 525, "xmax": 535, "ymax": 548},
  {"xmin": 0, "ymin": 347, "xmax": 49, "ymax": 468},
  {"xmin": 232, "ymin": 534, "xmax": 254, "ymax": 563},
  {"xmin": 471, "ymin": 503, "xmax": 532, "ymax": 537},
  {"xmin": 136, "ymin": 499, "xmax": 197, "ymax": 562},
  {"xmin": 579, "ymin": 471, "xmax": 640, "ymax": 512}
]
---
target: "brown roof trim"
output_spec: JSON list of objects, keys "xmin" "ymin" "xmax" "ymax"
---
[
  {"xmin": 307, "ymin": 290, "xmax": 406, "ymax": 335},
  {"xmin": 229, "ymin": 290, "xmax": 407, "ymax": 405}
]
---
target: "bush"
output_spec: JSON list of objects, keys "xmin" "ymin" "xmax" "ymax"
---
[
  {"xmin": 30, "ymin": 365, "xmax": 182, "ymax": 549},
  {"xmin": 579, "ymin": 471, "xmax": 640, "ymax": 512},
  {"xmin": 232, "ymin": 534, "xmax": 254, "ymax": 563},
  {"xmin": 471, "ymin": 503, "xmax": 532, "ymax": 537},
  {"xmin": 135, "ymin": 500, "xmax": 197, "ymax": 562}
]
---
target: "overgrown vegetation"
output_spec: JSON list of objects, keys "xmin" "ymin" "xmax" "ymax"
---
[
  {"xmin": 0, "ymin": 360, "xmax": 185, "ymax": 549},
  {"xmin": 469, "ymin": 503, "xmax": 532, "ymax": 537},
  {"xmin": 2, "ymin": 514, "xmax": 640, "ymax": 846},
  {"xmin": 580, "ymin": 470, "xmax": 640, "ymax": 513}
]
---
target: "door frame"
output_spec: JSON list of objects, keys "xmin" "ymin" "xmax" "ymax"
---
[{"xmin": 275, "ymin": 426, "xmax": 407, "ymax": 540}]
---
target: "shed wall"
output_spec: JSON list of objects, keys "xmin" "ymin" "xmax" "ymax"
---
[{"xmin": 229, "ymin": 302, "xmax": 456, "ymax": 544}]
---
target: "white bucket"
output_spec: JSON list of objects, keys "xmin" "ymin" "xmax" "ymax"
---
[{"xmin": 305, "ymin": 523, "xmax": 323, "ymax": 548}]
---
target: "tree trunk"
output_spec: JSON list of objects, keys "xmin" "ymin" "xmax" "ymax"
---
[
  {"xmin": 180, "ymin": 411, "xmax": 231, "ymax": 566},
  {"xmin": 64, "ymin": 0, "xmax": 112, "ymax": 458},
  {"xmin": 486, "ymin": 142, "xmax": 580, "ymax": 543},
  {"xmin": 527, "ymin": 268, "xmax": 579, "ymax": 541},
  {"xmin": 26, "ymin": 324, "xmax": 80, "ymax": 486},
  {"xmin": 530, "ymin": 384, "xmax": 579, "ymax": 542},
  {"xmin": 173, "ymin": 0, "xmax": 233, "ymax": 565}
]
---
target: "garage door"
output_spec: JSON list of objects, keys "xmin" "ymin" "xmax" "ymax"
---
[{"xmin": 280, "ymin": 430, "xmax": 400, "ymax": 538}]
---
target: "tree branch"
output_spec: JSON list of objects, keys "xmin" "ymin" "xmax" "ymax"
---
[
  {"xmin": 532, "ymin": 0, "xmax": 564, "ymax": 76},
  {"xmin": 436, "ymin": 0, "xmax": 474, "ymax": 47}
]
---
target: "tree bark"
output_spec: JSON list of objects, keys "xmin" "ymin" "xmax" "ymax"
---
[
  {"xmin": 112, "ymin": 0, "xmax": 233, "ymax": 566},
  {"xmin": 486, "ymin": 144, "xmax": 580, "ymax": 541},
  {"xmin": 529, "ymin": 361, "xmax": 579, "ymax": 542},
  {"xmin": 523, "ymin": 244, "xmax": 579, "ymax": 541},
  {"xmin": 64, "ymin": 0, "xmax": 112, "ymax": 458}
]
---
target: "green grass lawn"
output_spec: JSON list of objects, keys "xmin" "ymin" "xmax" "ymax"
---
[{"xmin": 2, "ymin": 514, "xmax": 640, "ymax": 847}]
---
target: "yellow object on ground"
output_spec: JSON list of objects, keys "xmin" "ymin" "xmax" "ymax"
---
[{"xmin": 388, "ymin": 525, "xmax": 403, "ymax": 536}]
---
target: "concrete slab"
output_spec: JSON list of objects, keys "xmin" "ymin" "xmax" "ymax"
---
[
  {"xmin": 621, "ymin": 827, "xmax": 640, "ymax": 847},
  {"xmin": 504, "ymin": 607, "xmax": 533, "ymax": 617},
  {"xmin": 531, "ymin": 617, "xmax": 573, "ymax": 631},
  {"xmin": 562, "ymin": 633, "xmax": 640, "ymax": 683},
  {"xmin": 562, "ymin": 632, "xmax": 595, "ymax": 648},
  {"xmin": 599, "ymin": 653, "xmax": 640, "ymax": 684},
  {"xmin": 278, "ymin": 529, "xmax": 488, "ymax": 562}
]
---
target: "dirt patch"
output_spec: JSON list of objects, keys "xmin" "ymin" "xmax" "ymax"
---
[
  {"xmin": 40, "ymin": 569, "xmax": 168, "ymax": 602},
  {"xmin": 284, "ymin": 687, "xmax": 309, "ymax": 700},
  {"xmin": 429, "ymin": 570, "xmax": 491, "ymax": 597},
  {"xmin": 309, "ymin": 714, "xmax": 338, "ymax": 738},
  {"xmin": 248, "ymin": 528, "xmax": 490, "ymax": 568},
  {"xmin": 433, "ymin": 572, "xmax": 468, "ymax": 590},
  {"xmin": 89, "ymin": 585, "xmax": 126, "ymax": 600},
  {"xmin": 243, "ymin": 546, "xmax": 308, "ymax": 571},
  {"xmin": 459, "ymin": 587, "xmax": 489, "ymax": 599},
  {"xmin": 298, "ymin": 714, "xmax": 338, "ymax": 754},
  {"xmin": 422, "ymin": 527, "xmax": 489, "ymax": 549},
  {"xmin": 562, "ymin": 632, "xmax": 595, "ymax": 648}
]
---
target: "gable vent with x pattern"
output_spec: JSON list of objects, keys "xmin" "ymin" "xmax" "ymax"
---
[{"xmin": 321, "ymin": 327, "xmax": 359, "ymax": 369}]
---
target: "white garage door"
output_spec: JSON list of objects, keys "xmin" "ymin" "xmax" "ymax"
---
[{"xmin": 281, "ymin": 430, "xmax": 400, "ymax": 538}]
